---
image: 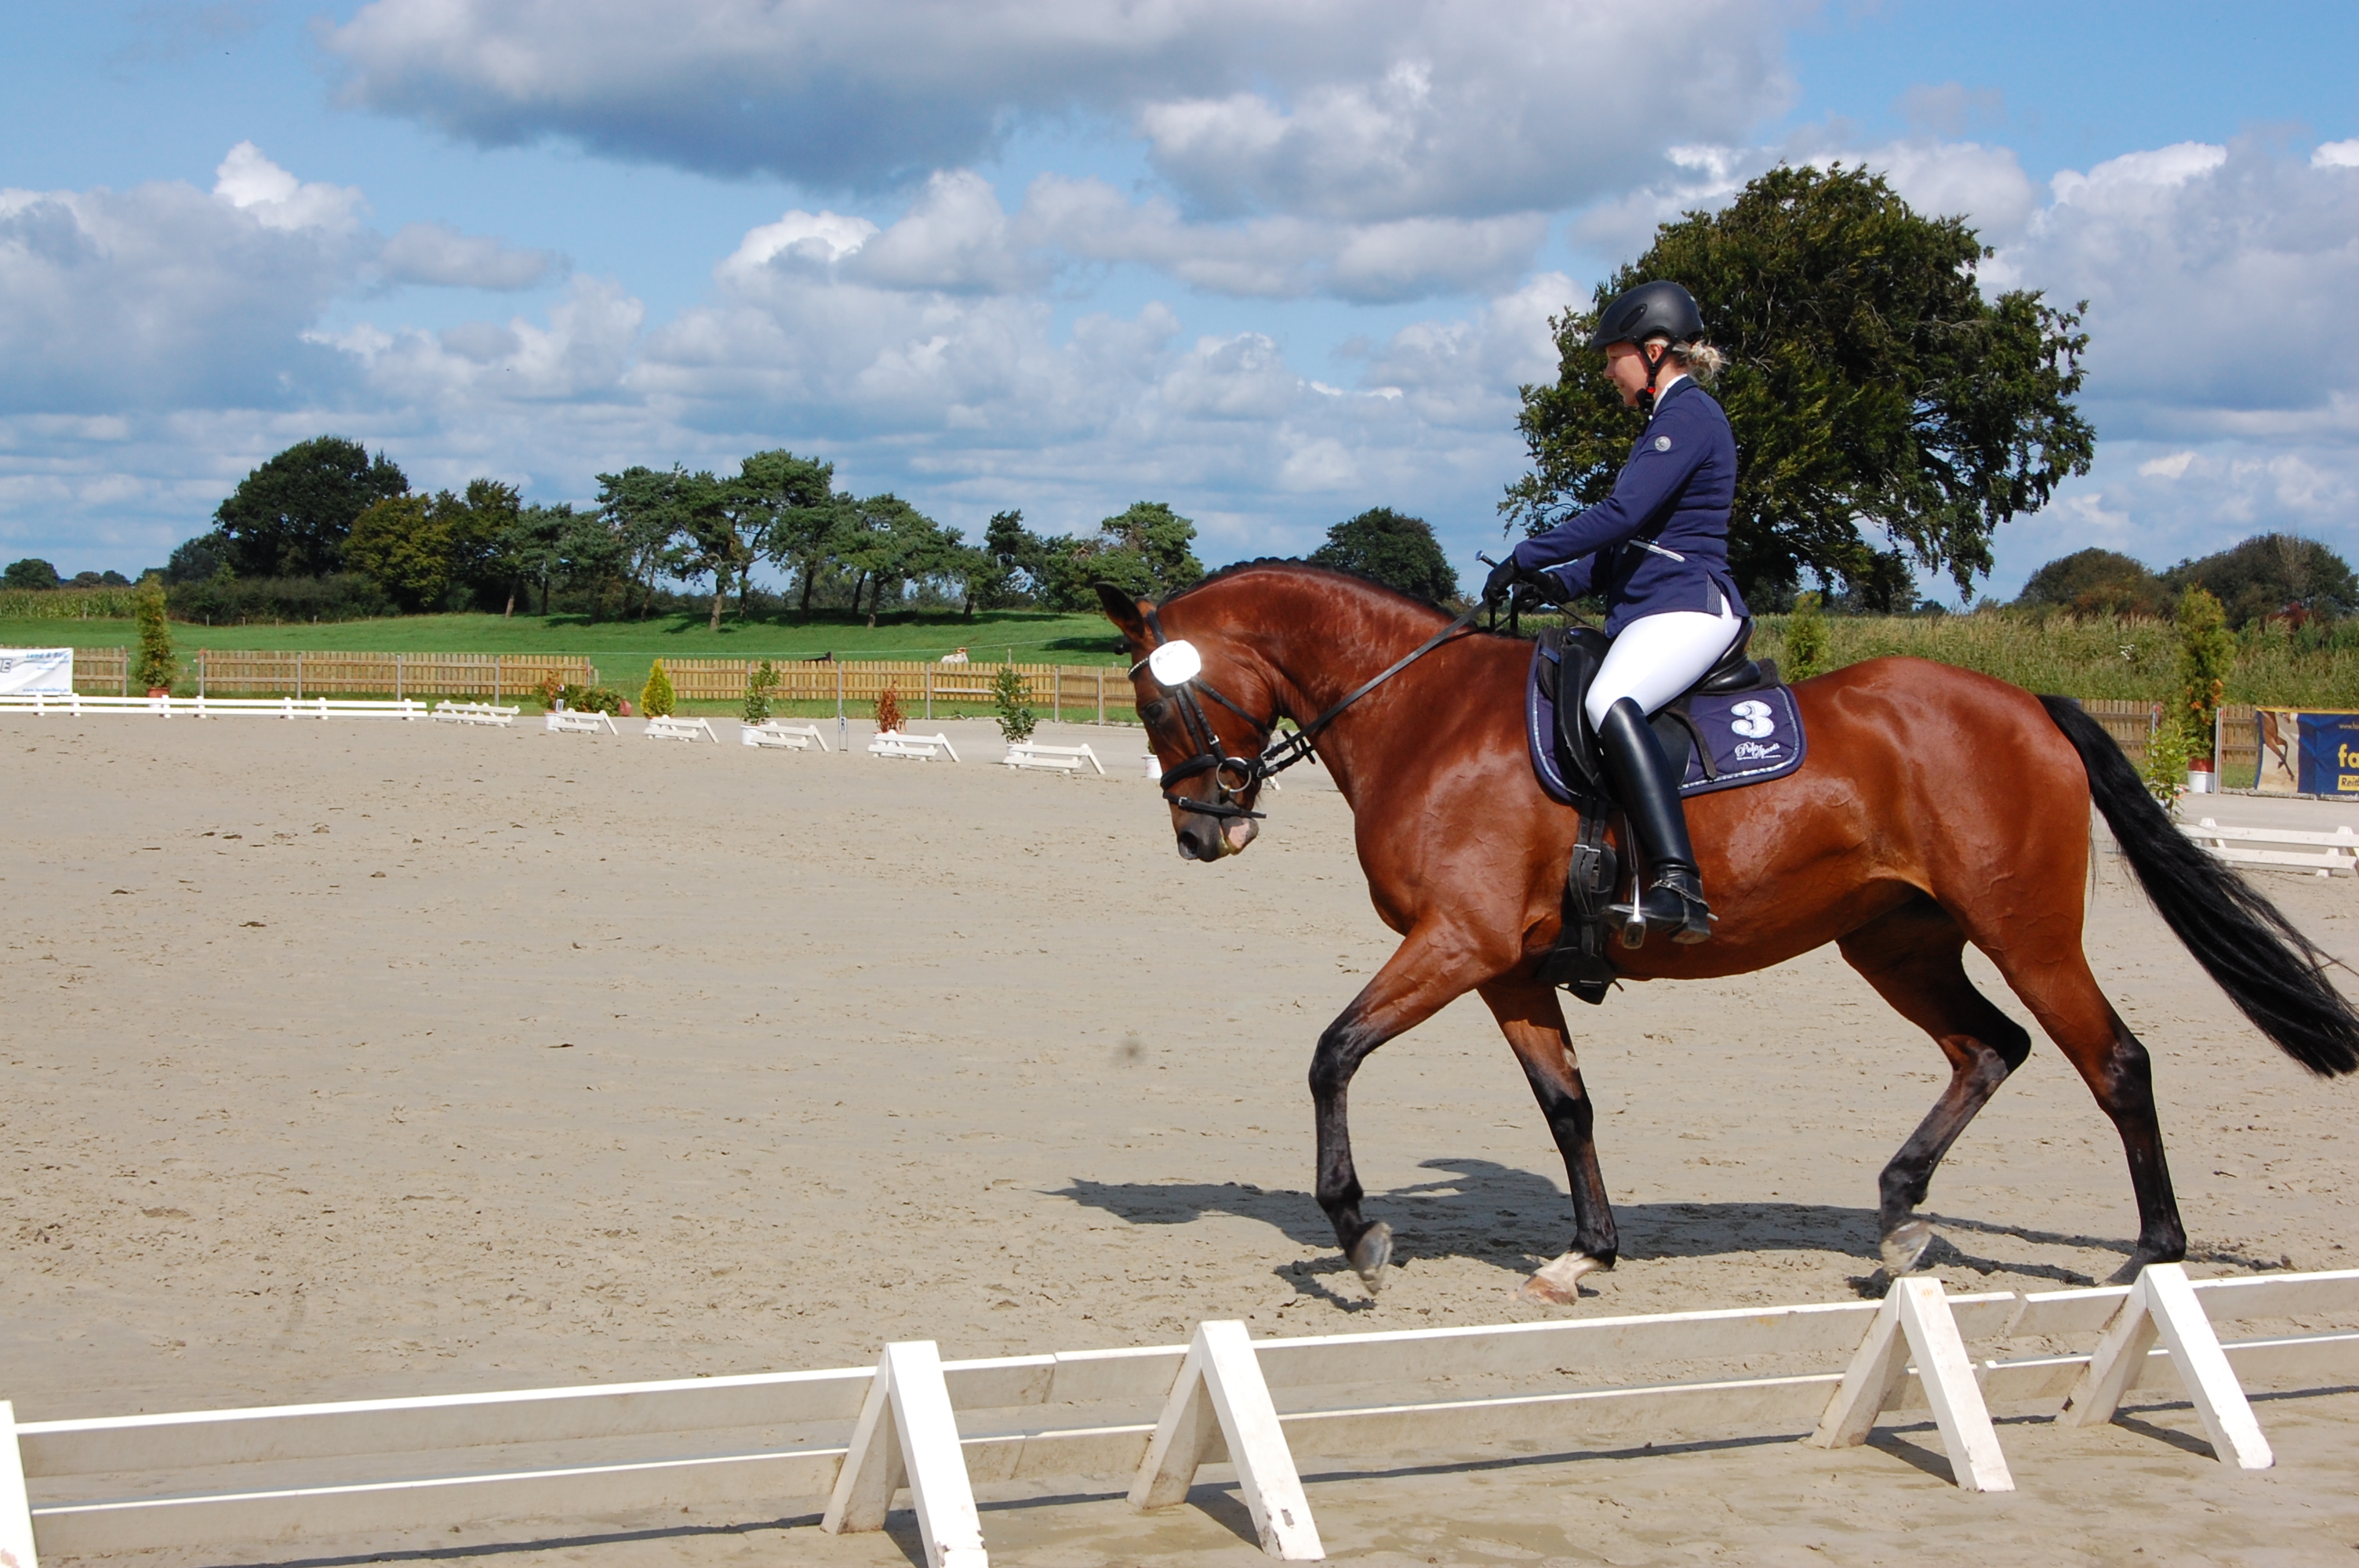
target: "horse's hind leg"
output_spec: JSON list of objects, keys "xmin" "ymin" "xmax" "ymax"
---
[
  {"xmin": 1478, "ymin": 976, "xmax": 1619, "ymax": 1305},
  {"xmin": 1983, "ymin": 945, "xmax": 2187, "ymax": 1281},
  {"xmin": 1838, "ymin": 898, "xmax": 2032, "ymax": 1274}
]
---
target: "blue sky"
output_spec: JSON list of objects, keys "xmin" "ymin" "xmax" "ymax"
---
[{"xmin": 5, "ymin": 2, "xmax": 2356, "ymax": 600}]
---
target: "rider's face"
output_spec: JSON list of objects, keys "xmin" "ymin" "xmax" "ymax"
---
[{"xmin": 1602, "ymin": 341, "xmax": 1650, "ymax": 407}]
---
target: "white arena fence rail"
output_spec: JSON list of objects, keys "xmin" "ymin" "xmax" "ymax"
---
[
  {"xmin": 742, "ymin": 720, "xmax": 829, "ymax": 750},
  {"xmin": 2183, "ymin": 817, "xmax": 2359, "ymax": 877},
  {"xmin": 870, "ymin": 730, "xmax": 960, "ymax": 762},
  {"xmin": 1002, "ymin": 741, "xmax": 1105, "ymax": 775},
  {"xmin": 0, "ymin": 693, "xmax": 434, "ymax": 720},
  {"xmin": 430, "ymin": 702, "xmax": 520, "ymax": 727},
  {"xmin": 2, "ymin": 1264, "xmax": 2348, "ymax": 1566},
  {"xmin": 545, "ymin": 709, "xmax": 619, "ymax": 735},
  {"xmin": 643, "ymin": 715, "xmax": 719, "ymax": 742}
]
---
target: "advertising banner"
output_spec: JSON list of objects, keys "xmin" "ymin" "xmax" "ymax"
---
[
  {"xmin": 2296, "ymin": 711, "xmax": 2359, "ymax": 797},
  {"xmin": 0, "ymin": 647, "xmax": 73, "ymax": 695},
  {"xmin": 2257, "ymin": 708, "xmax": 2359, "ymax": 797}
]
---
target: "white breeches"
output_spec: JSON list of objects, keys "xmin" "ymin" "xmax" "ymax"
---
[{"xmin": 1584, "ymin": 604, "xmax": 1745, "ymax": 726}]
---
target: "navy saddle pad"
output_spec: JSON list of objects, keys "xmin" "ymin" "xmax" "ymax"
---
[{"xmin": 1525, "ymin": 644, "xmax": 1807, "ymax": 807}]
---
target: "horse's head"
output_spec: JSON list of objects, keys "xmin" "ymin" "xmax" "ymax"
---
[{"xmin": 1098, "ymin": 581, "xmax": 1277, "ymax": 862}]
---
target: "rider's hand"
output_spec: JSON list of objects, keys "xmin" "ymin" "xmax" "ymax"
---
[{"xmin": 1483, "ymin": 557, "xmax": 1522, "ymax": 605}]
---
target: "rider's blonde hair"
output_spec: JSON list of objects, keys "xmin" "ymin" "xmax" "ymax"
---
[{"xmin": 1646, "ymin": 336, "xmax": 1726, "ymax": 385}]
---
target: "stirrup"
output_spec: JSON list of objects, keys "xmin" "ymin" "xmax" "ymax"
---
[{"xmin": 1609, "ymin": 867, "xmax": 1714, "ymax": 948}]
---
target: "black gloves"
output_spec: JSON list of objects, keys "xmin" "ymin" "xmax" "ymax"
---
[{"xmin": 1483, "ymin": 557, "xmax": 1524, "ymax": 605}]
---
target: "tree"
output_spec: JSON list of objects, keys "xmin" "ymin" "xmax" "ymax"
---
[
  {"xmin": 728, "ymin": 449, "xmax": 835, "ymax": 620},
  {"xmin": 641, "ymin": 659, "xmax": 676, "ymax": 717},
  {"xmin": 1027, "ymin": 502, "xmax": 1206, "ymax": 608},
  {"xmin": 835, "ymin": 494, "xmax": 965, "ymax": 626},
  {"xmin": 213, "ymin": 436, "xmax": 409, "ymax": 578},
  {"xmin": 972, "ymin": 508, "xmax": 1044, "ymax": 608},
  {"xmin": 496, "ymin": 502, "xmax": 573, "ymax": 616},
  {"xmin": 2163, "ymin": 533, "xmax": 2357, "ymax": 628},
  {"xmin": 2172, "ymin": 585, "xmax": 2234, "ymax": 758},
  {"xmin": 2017, "ymin": 547, "xmax": 2168, "ymax": 618},
  {"xmin": 555, "ymin": 504, "xmax": 631, "ymax": 619},
  {"xmin": 164, "ymin": 534, "xmax": 232, "ymax": 585},
  {"xmin": 1308, "ymin": 507, "xmax": 1459, "ymax": 601},
  {"xmin": 133, "ymin": 579, "xmax": 175, "ymax": 693},
  {"xmin": 594, "ymin": 466, "xmax": 688, "ymax": 619},
  {"xmin": 343, "ymin": 495, "xmax": 445, "ymax": 611},
  {"xmin": 656, "ymin": 470, "xmax": 740, "ymax": 630},
  {"xmin": 4, "ymin": 558, "xmax": 60, "ymax": 590},
  {"xmin": 1508, "ymin": 164, "xmax": 2095, "ymax": 604}
]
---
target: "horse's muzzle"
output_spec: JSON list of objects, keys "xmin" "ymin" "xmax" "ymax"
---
[{"xmin": 1174, "ymin": 812, "xmax": 1259, "ymax": 860}]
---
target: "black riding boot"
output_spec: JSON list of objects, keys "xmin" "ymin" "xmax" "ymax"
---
[{"xmin": 1598, "ymin": 697, "xmax": 1714, "ymax": 946}]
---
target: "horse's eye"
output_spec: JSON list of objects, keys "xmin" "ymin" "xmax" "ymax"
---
[{"xmin": 1143, "ymin": 699, "xmax": 1171, "ymax": 724}]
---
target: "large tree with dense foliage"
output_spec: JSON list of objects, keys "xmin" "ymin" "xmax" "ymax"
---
[
  {"xmin": 213, "ymin": 436, "xmax": 409, "ymax": 579},
  {"xmin": 1508, "ymin": 164, "xmax": 2095, "ymax": 606},
  {"xmin": 2165, "ymin": 533, "xmax": 2357, "ymax": 628},
  {"xmin": 2016, "ymin": 547, "xmax": 2168, "ymax": 618},
  {"xmin": 1309, "ymin": 507, "xmax": 1459, "ymax": 602}
]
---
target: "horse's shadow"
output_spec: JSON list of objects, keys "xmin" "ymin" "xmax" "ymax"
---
[{"xmin": 1049, "ymin": 1156, "xmax": 2152, "ymax": 1305}]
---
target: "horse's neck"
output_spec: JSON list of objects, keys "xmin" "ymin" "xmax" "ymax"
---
[{"xmin": 1241, "ymin": 581, "xmax": 1448, "ymax": 801}]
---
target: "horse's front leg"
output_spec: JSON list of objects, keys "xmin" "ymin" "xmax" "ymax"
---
[
  {"xmin": 1311, "ymin": 921, "xmax": 1493, "ymax": 1294},
  {"xmin": 1477, "ymin": 975, "xmax": 1618, "ymax": 1304}
]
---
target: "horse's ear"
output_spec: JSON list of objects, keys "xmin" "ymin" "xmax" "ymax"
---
[{"xmin": 1094, "ymin": 581, "xmax": 1150, "ymax": 647}]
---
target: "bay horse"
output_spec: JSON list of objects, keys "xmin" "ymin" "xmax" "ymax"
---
[{"xmin": 1097, "ymin": 564, "xmax": 2359, "ymax": 1302}]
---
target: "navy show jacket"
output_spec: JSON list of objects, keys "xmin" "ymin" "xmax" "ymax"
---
[{"xmin": 1509, "ymin": 376, "xmax": 1749, "ymax": 635}]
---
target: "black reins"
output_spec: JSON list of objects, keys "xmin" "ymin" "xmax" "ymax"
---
[{"xmin": 1133, "ymin": 600, "xmax": 1484, "ymax": 820}]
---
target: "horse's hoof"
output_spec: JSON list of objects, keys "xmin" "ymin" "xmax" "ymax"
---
[
  {"xmin": 1349, "ymin": 1223, "xmax": 1394, "ymax": 1294},
  {"xmin": 1519, "ymin": 1250, "xmax": 1601, "ymax": 1305},
  {"xmin": 1880, "ymin": 1218, "xmax": 1935, "ymax": 1275}
]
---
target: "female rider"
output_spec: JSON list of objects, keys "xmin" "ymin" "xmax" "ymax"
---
[{"xmin": 1485, "ymin": 280, "xmax": 1746, "ymax": 946}]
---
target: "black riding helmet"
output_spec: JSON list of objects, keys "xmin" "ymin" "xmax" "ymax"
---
[{"xmin": 1589, "ymin": 280, "xmax": 1707, "ymax": 414}]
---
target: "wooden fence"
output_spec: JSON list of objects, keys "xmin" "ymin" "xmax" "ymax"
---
[
  {"xmin": 72, "ymin": 650, "xmax": 596, "ymax": 701},
  {"xmin": 2082, "ymin": 699, "xmax": 2263, "ymax": 786},
  {"xmin": 652, "ymin": 659, "xmax": 1138, "ymax": 721}
]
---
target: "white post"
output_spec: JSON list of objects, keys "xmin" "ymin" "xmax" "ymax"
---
[
  {"xmin": 396, "ymin": 652, "xmax": 403, "ymax": 702},
  {"xmin": 1810, "ymin": 1276, "xmax": 2013, "ymax": 1492},
  {"xmin": 0, "ymin": 1400, "xmax": 40, "ymax": 1568},
  {"xmin": 1130, "ymin": 1320, "xmax": 1322, "ymax": 1560},
  {"xmin": 823, "ymin": 1341, "xmax": 987, "ymax": 1566},
  {"xmin": 836, "ymin": 661, "xmax": 845, "ymax": 751},
  {"xmin": 2061, "ymin": 1262, "xmax": 2271, "ymax": 1469}
]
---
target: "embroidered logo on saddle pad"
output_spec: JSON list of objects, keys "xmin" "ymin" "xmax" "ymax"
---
[{"xmin": 1525, "ymin": 648, "xmax": 1808, "ymax": 805}]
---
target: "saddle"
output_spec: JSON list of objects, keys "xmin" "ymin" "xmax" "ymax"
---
[{"xmin": 1534, "ymin": 622, "xmax": 1783, "ymax": 1005}]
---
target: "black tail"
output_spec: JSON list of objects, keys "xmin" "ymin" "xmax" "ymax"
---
[{"xmin": 2041, "ymin": 695, "xmax": 2359, "ymax": 1076}]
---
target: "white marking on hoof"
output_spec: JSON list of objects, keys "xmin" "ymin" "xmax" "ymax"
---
[
  {"xmin": 1881, "ymin": 1218, "xmax": 1934, "ymax": 1275},
  {"xmin": 1350, "ymin": 1222, "xmax": 1393, "ymax": 1294},
  {"xmin": 1519, "ymin": 1251, "xmax": 1601, "ymax": 1305}
]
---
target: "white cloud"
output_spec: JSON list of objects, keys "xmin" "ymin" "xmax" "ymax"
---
[
  {"xmin": 213, "ymin": 142, "xmax": 365, "ymax": 232},
  {"xmin": 379, "ymin": 221, "xmax": 562, "ymax": 289},
  {"xmin": 2314, "ymin": 140, "xmax": 2359, "ymax": 169},
  {"xmin": 2139, "ymin": 451, "xmax": 2195, "ymax": 480},
  {"xmin": 1988, "ymin": 137, "xmax": 2359, "ymax": 432},
  {"xmin": 0, "ymin": 175, "xmax": 355, "ymax": 414},
  {"xmin": 323, "ymin": 0, "xmax": 1791, "ymax": 219}
]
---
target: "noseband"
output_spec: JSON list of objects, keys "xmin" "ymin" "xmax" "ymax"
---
[{"xmin": 1132, "ymin": 600, "xmax": 1482, "ymax": 822}]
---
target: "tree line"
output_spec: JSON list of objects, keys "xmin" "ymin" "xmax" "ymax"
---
[{"xmin": 153, "ymin": 435, "xmax": 1469, "ymax": 624}]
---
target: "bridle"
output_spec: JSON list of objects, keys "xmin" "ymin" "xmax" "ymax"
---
[{"xmin": 1130, "ymin": 599, "xmax": 1482, "ymax": 821}]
